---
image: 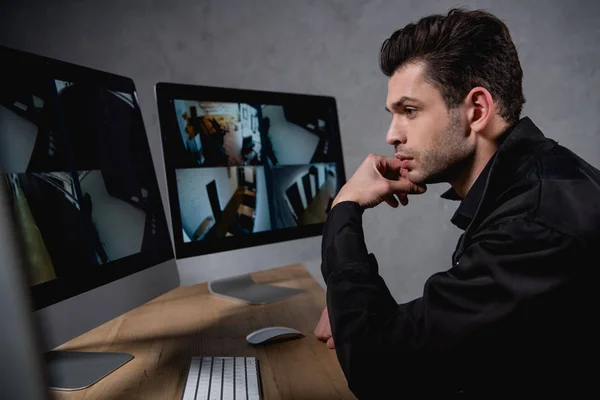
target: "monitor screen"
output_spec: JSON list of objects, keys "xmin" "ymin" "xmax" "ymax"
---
[
  {"xmin": 0, "ymin": 46, "xmax": 174, "ymax": 310},
  {"xmin": 156, "ymin": 83, "xmax": 346, "ymax": 258}
]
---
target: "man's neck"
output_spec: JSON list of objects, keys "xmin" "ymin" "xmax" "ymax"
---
[
  {"xmin": 449, "ymin": 143, "xmax": 496, "ymax": 199},
  {"xmin": 449, "ymin": 119, "xmax": 510, "ymax": 198}
]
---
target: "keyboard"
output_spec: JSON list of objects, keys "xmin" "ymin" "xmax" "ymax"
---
[{"xmin": 182, "ymin": 356, "xmax": 262, "ymax": 400}]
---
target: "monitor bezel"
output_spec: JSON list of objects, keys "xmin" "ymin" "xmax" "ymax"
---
[
  {"xmin": 155, "ymin": 82, "xmax": 346, "ymax": 259},
  {"xmin": 1, "ymin": 46, "xmax": 175, "ymax": 310}
]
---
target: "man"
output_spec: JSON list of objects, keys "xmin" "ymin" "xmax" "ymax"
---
[{"xmin": 314, "ymin": 8, "xmax": 600, "ymax": 398}]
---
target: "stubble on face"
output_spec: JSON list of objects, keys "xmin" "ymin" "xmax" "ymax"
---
[{"xmin": 407, "ymin": 108, "xmax": 475, "ymax": 185}]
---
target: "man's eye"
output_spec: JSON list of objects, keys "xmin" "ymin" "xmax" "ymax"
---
[{"xmin": 404, "ymin": 107, "xmax": 417, "ymax": 117}]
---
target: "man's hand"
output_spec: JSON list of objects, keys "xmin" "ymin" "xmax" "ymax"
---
[
  {"xmin": 319, "ymin": 156, "xmax": 425, "ymax": 349},
  {"xmin": 314, "ymin": 306, "xmax": 335, "ymax": 349},
  {"xmin": 333, "ymin": 154, "xmax": 427, "ymax": 209}
]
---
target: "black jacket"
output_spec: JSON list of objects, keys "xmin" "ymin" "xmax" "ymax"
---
[{"xmin": 321, "ymin": 117, "xmax": 600, "ymax": 398}]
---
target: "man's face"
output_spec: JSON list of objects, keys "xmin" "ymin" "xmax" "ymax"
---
[{"xmin": 385, "ymin": 62, "xmax": 474, "ymax": 185}]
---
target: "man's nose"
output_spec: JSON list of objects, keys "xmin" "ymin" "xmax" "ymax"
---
[{"xmin": 386, "ymin": 120, "xmax": 406, "ymax": 146}]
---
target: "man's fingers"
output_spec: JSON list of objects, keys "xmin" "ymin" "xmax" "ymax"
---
[
  {"xmin": 315, "ymin": 324, "xmax": 330, "ymax": 340},
  {"xmin": 327, "ymin": 337, "xmax": 335, "ymax": 349},
  {"xmin": 397, "ymin": 193, "xmax": 409, "ymax": 206},
  {"xmin": 314, "ymin": 306, "xmax": 332, "ymax": 341},
  {"xmin": 314, "ymin": 328, "xmax": 324, "ymax": 340},
  {"xmin": 375, "ymin": 157, "xmax": 427, "ymax": 194},
  {"xmin": 399, "ymin": 194, "xmax": 409, "ymax": 206},
  {"xmin": 386, "ymin": 194, "xmax": 408, "ymax": 208},
  {"xmin": 388, "ymin": 178, "xmax": 427, "ymax": 195},
  {"xmin": 377, "ymin": 155, "xmax": 403, "ymax": 171},
  {"xmin": 377, "ymin": 156, "xmax": 404, "ymax": 178},
  {"xmin": 384, "ymin": 195, "xmax": 399, "ymax": 208}
]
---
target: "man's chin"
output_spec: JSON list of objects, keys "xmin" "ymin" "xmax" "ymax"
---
[
  {"xmin": 405, "ymin": 169, "xmax": 426, "ymax": 185},
  {"xmin": 407, "ymin": 169, "xmax": 443, "ymax": 186}
]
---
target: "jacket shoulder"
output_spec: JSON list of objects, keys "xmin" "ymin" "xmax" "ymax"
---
[
  {"xmin": 481, "ymin": 144, "xmax": 600, "ymax": 241},
  {"xmin": 534, "ymin": 145, "xmax": 600, "ymax": 239}
]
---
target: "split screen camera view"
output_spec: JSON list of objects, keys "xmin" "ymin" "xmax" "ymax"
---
[
  {"xmin": 0, "ymin": 73, "xmax": 171, "ymax": 286},
  {"xmin": 167, "ymin": 100, "xmax": 339, "ymax": 244}
]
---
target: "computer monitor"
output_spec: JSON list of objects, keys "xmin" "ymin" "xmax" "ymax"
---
[
  {"xmin": 0, "ymin": 46, "xmax": 179, "ymax": 390},
  {"xmin": 0, "ymin": 164, "xmax": 51, "ymax": 400},
  {"xmin": 156, "ymin": 83, "xmax": 345, "ymax": 303}
]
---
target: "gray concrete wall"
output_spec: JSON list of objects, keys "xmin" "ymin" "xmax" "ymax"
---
[{"xmin": 2, "ymin": 0, "xmax": 599, "ymax": 303}]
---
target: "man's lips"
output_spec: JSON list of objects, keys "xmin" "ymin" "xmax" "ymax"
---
[{"xmin": 395, "ymin": 154, "xmax": 413, "ymax": 169}]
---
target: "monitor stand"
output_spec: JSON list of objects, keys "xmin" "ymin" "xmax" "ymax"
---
[
  {"xmin": 45, "ymin": 351, "xmax": 133, "ymax": 391},
  {"xmin": 208, "ymin": 273, "xmax": 305, "ymax": 304}
]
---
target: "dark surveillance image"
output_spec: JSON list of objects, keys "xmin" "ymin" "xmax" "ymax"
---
[
  {"xmin": 176, "ymin": 166, "xmax": 271, "ymax": 242},
  {"xmin": 261, "ymin": 104, "xmax": 333, "ymax": 166},
  {"xmin": 5, "ymin": 169, "xmax": 160, "ymax": 286},
  {"xmin": 1, "ymin": 65, "xmax": 173, "ymax": 288},
  {"xmin": 56, "ymin": 80, "xmax": 152, "ymax": 173},
  {"xmin": 267, "ymin": 163, "xmax": 338, "ymax": 230},
  {"xmin": 173, "ymin": 100, "xmax": 262, "ymax": 167},
  {"xmin": 0, "ymin": 76, "xmax": 66, "ymax": 174}
]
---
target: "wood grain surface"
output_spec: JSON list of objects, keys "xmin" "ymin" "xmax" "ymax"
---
[{"xmin": 51, "ymin": 264, "xmax": 356, "ymax": 400}]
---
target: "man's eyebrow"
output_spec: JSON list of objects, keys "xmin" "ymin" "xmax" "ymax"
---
[{"xmin": 385, "ymin": 96, "xmax": 423, "ymax": 113}]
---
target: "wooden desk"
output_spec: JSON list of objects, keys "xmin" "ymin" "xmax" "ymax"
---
[{"xmin": 52, "ymin": 264, "xmax": 356, "ymax": 399}]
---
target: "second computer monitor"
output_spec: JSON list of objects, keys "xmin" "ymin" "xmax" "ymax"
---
[
  {"xmin": 0, "ymin": 46, "xmax": 177, "ymax": 343},
  {"xmin": 156, "ymin": 83, "xmax": 345, "ymax": 258}
]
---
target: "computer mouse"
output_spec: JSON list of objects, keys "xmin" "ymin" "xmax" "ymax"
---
[{"xmin": 246, "ymin": 326, "xmax": 304, "ymax": 345}]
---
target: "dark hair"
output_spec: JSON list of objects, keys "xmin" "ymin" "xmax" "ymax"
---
[{"xmin": 380, "ymin": 8, "xmax": 525, "ymax": 126}]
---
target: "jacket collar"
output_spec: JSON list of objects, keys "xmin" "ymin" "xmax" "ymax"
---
[
  {"xmin": 445, "ymin": 152, "xmax": 498, "ymax": 230},
  {"xmin": 442, "ymin": 117, "xmax": 557, "ymax": 231}
]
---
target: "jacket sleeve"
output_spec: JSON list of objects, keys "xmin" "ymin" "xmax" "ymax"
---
[{"xmin": 321, "ymin": 201, "xmax": 576, "ymax": 398}]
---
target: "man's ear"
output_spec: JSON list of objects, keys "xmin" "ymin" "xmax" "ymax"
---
[{"xmin": 465, "ymin": 87, "xmax": 495, "ymax": 135}]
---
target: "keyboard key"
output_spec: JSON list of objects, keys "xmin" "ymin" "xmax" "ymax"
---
[
  {"xmin": 209, "ymin": 358, "xmax": 223, "ymax": 400},
  {"xmin": 246, "ymin": 358, "xmax": 260, "ymax": 397},
  {"xmin": 222, "ymin": 358, "xmax": 234, "ymax": 400},
  {"xmin": 235, "ymin": 357, "xmax": 247, "ymax": 400},
  {"xmin": 196, "ymin": 358, "xmax": 212, "ymax": 399},
  {"xmin": 182, "ymin": 357, "xmax": 201, "ymax": 400}
]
